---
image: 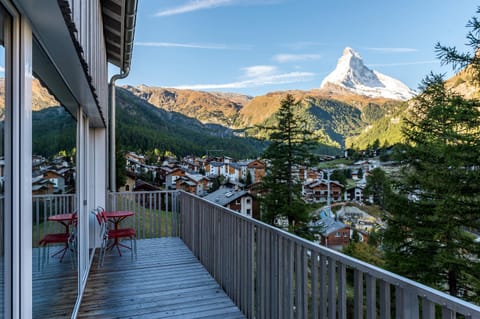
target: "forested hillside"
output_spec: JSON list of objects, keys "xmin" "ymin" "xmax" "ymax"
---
[{"xmin": 115, "ymin": 87, "xmax": 267, "ymax": 158}]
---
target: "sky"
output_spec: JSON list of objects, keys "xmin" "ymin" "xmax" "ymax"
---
[{"xmin": 114, "ymin": 0, "xmax": 480, "ymax": 97}]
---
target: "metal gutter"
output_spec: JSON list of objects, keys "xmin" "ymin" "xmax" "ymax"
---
[{"xmin": 108, "ymin": 0, "xmax": 138, "ymax": 192}]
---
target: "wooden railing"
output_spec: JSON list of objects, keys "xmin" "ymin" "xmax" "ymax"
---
[
  {"xmin": 179, "ymin": 192, "xmax": 480, "ymax": 319},
  {"xmin": 32, "ymin": 194, "xmax": 76, "ymax": 247},
  {"xmin": 107, "ymin": 191, "xmax": 179, "ymax": 238},
  {"xmin": 32, "ymin": 191, "xmax": 480, "ymax": 317}
]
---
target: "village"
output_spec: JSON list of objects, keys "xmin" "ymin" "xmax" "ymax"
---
[
  {"xmin": 119, "ymin": 151, "xmax": 388, "ymax": 251},
  {"xmin": 23, "ymin": 152, "xmax": 390, "ymax": 254},
  {"xmin": 22, "ymin": 150, "xmax": 388, "ymax": 251}
]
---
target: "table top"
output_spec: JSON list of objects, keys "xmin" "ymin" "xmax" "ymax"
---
[
  {"xmin": 48, "ymin": 213, "xmax": 76, "ymax": 222},
  {"xmin": 105, "ymin": 211, "xmax": 134, "ymax": 218}
]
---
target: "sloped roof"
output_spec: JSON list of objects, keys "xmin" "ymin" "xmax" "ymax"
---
[
  {"xmin": 203, "ymin": 188, "xmax": 251, "ymax": 207},
  {"xmin": 321, "ymin": 216, "xmax": 349, "ymax": 236},
  {"xmin": 102, "ymin": 0, "xmax": 138, "ymax": 72}
]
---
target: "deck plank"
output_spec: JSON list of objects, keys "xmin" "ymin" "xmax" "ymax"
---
[
  {"xmin": 32, "ymin": 246, "xmax": 78, "ymax": 319},
  {"xmin": 78, "ymin": 238, "xmax": 245, "ymax": 319}
]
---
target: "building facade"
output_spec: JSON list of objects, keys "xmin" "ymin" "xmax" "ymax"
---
[{"xmin": 0, "ymin": 1, "xmax": 137, "ymax": 318}]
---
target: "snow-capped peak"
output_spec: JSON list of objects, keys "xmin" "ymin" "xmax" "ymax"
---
[{"xmin": 320, "ymin": 47, "xmax": 416, "ymax": 101}]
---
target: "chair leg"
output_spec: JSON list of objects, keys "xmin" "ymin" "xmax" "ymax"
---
[
  {"xmin": 37, "ymin": 248, "xmax": 41, "ymax": 272},
  {"xmin": 134, "ymin": 237, "xmax": 137, "ymax": 260},
  {"xmin": 98, "ymin": 240, "xmax": 106, "ymax": 268}
]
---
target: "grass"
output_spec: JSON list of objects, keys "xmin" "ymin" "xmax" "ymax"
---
[{"xmin": 318, "ymin": 158, "xmax": 354, "ymax": 169}]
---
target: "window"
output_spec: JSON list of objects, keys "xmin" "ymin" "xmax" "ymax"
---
[
  {"xmin": 335, "ymin": 232, "xmax": 340, "ymax": 237},
  {"xmin": 0, "ymin": 6, "xmax": 9, "ymax": 315},
  {"xmin": 246, "ymin": 209, "xmax": 251, "ymax": 215},
  {"xmin": 246, "ymin": 198, "xmax": 251, "ymax": 204},
  {"xmin": 344, "ymin": 232, "xmax": 349, "ymax": 237}
]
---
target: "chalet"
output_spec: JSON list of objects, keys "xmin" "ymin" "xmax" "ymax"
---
[
  {"xmin": 227, "ymin": 162, "xmax": 249, "ymax": 182},
  {"xmin": 316, "ymin": 209, "xmax": 350, "ymax": 249},
  {"xmin": 176, "ymin": 179, "xmax": 197, "ymax": 194},
  {"xmin": 118, "ymin": 174, "xmax": 136, "ymax": 192},
  {"xmin": 126, "ymin": 151, "xmax": 146, "ymax": 164},
  {"xmin": 247, "ymin": 159, "xmax": 266, "ymax": 183},
  {"xmin": 353, "ymin": 159, "xmax": 380, "ymax": 173},
  {"xmin": 344, "ymin": 185, "xmax": 366, "ymax": 202},
  {"xmin": 300, "ymin": 167, "xmax": 322, "ymax": 182},
  {"xmin": 181, "ymin": 156, "xmax": 203, "ymax": 173},
  {"xmin": 133, "ymin": 179, "xmax": 161, "ymax": 192},
  {"xmin": 320, "ymin": 220, "xmax": 351, "ymax": 249},
  {"xmin": 207, "ymin": 161, "xmax": 226, "ymax": 176},
  {"xmin": 165, "ymin": 167, "xmax": 185, "ymax": 189},
  {"xmin": 176, "ymin": 173, "xmax": 210, "ymax": 196},
  {"xmin": 51, "ymin": 156, "xmax": 70, "ymax": 169},
  {"xmin": 43, "ymin": 170, "xmax": 66, "ymax": 193},
  {"xmin": 303, "ymin": 180, "xmax": 343, "ymax": 203},
  {"xmin": 203, "ymin": 187, "xmax": 254, "ymax": 217},
  {"xmin": 32, "ymin": 176, "xmax": 54, "ymax": 195}
]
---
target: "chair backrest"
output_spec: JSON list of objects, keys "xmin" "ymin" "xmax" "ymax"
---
[
  {"xmin": 91, "ymin": 207, "xmax": 107, "ymax": 240},
  {"xmin": 101, "ymin": 210, "xmax": 108, "ymax": 223}
]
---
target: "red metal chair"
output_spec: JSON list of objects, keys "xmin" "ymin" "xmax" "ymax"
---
[
  {"xmin": 100, "ymin": 210, "xmax": 137, "ymax": 260},
  {"xmin": 38, "ymin": 213, "xmax": 77, "ymax": 269},
  {"xmin": 93, "ymin": 208, "xmax": 136, "ymax": 266},
  {"xmin": 92, "ymin": 207, "xmax": 108, "ymax": 267}
]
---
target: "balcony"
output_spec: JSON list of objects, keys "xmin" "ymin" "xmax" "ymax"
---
[{"xmin": 33, "ymin": 191, "xmax": 480, "ymax": 318}]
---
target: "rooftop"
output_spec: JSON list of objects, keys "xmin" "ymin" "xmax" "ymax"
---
[{"xmin": 203, "ymin": 187, "xmax": 250, "ymax": 206}]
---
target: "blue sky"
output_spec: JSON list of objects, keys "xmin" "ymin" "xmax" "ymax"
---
[{"xmin": 115, "ymin": 0, "xmax": 479, "ymax": 96}]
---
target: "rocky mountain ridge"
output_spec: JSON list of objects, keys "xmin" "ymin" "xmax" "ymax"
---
[{"xmin": 320, "ymin": 47, "xmax": 417, "ymax": 101}]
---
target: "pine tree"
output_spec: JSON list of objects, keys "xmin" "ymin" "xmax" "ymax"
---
[
  {"xmin": 382, "ymin": 9, "xmax": 480, "ymax": 301},
  {"xmin": 260, "ymin": 94, "xmax": 317, "ymax": 238},
  {"xmin": 364, "ymin": 167, "xmax": 390, "ymax": 208},
  {"xmin": 382, "ymin": 73, "xmax": 480, "ymax": 301}
]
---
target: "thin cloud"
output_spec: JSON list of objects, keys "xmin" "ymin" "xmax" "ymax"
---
[
  {"xmin": 172, "ymin": 66, "xmax": 315, "ymax": 90},
  {"xmin": 243, "ymin": 65, "xmax": 277, "ymax": 78},
  {"xmin": 366, "ymin": 47, "xmax": 418, "ymax": 53},
  {"xmin": 285, "ymin": 41, "xmax": 326, "ymax": 50},
  {"xmin": 0, "ymin": 66, "xmax": 4, "ymax": 72},
  {"xmin": 156, "ymin": 0, "xmax": 282, "ymax": 17},
  {"xmin": 136, "ymin": 41, "xmax": 238, "ymax": 50},
  {"xmin": 156, "ymin": 0, "xmax": 233, "ymax": 17},
  {"xmin": 368, "ymin": 60, "xmax": 438, "ymax": 67},
  {"xmin": 273, "ymin": 54, "xmax": 321, "ymax": 63}
]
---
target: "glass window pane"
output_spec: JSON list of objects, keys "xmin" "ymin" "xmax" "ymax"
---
[
  {"xmin": 32, "ymin": 69, "xmax": 77, "ymax": 318},
  {"xmin": 0, "ymin": 4, "xmax": 8, "ymax": 318}
]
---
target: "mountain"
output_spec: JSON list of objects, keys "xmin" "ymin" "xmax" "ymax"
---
[
  {"xmin": 347, "ymin": 63, "xmax": 480, "ymax": 149},
  {"xmin": 26, "ymin": 84, "xmax": 266, "ymax": 159},
  {"xmin": 122, "ymin": 84, "xmax": 403, "ymax": 150},
  {"xmin": 123, "ymin": 85, "xmax": 252, "ymax": 127},
  {"xmin": 446, "ymin": 65, "xmax": 480, "ymax": 99},
  {"xmin": 113, "ymin": 87, "xmax": 266, "ymax": 158},
  {"xmin": 320, "ymin": 47, "xmax": 417, "ymax": 101}
]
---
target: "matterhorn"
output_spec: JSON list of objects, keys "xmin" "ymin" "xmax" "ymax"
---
[{"xmin": 320, "ymin": 47, "xmax": 416, "ymax": 101}]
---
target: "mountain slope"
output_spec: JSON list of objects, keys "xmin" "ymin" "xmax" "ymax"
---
[
  {"xmin": 28, "ymin": 88, "xmax": 267, "ymax": 159},
  {"xmin": 115, "ymin": 87, "xmax": 266, "ymax": 158},
  {"xmin": 320, "ymin": 47, "xmax": 416, "ymax": 101},
  {"xmin": 123, "ymin": 85, "xmax": 252, "ymax": 127},
  {"xmin": 348, "ymin": 65, "xmax": 480, "ymax": 149}
]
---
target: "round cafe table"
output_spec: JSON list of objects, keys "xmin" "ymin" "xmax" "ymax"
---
[
  {"xmin": 45, "ymin": 213, "xmax": 77, "ymax": 260},
  {"xmin": 48, "ymin": 213, "xmax": 77, "ymax": 233},
  {"xmin": 104, "ymin": 211, "xmax": 135, "ymax": 254}
]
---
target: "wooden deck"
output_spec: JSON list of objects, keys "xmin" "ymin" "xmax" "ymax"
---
[
  {"xmin": 77, "ymin": 237, "xmax": 245, "ymax": 319},
  {"xmin": 32, "ymin": 246, "xmax": 78, "ymax": 318}
]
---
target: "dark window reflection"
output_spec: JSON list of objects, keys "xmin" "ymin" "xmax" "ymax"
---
[{"xmin": 32, "ymin": 54, "xmax": 77, "ymax": 319}]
